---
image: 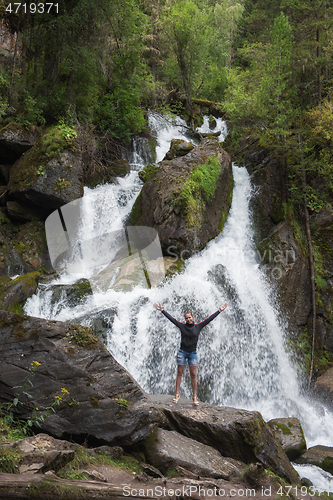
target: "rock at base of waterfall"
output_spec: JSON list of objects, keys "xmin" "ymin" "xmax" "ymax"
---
[
  {"xmin": 267, "ymin": 417, "xmax": 307, "ymax": 460},
  {"xmin": 314, "ymin": 367, "xmax": 333, "ymax": 406},
  {"xmin": 130, "ymin": 137, "xmax": 233, "ymax": 256},
  {"xmin": 144, "ymin": 428, "xmax": 247, "ymax": 479},
  {"xmin": 149, "ymin": 394, "xmax": 300, "ymax": 485},
  {"xmin": 295, "ymin": 445, "xmax": 333, "ymax": 475},
  {"xmin": 0, "ymin": 310, "xmax": 164, "ymax": 446}
]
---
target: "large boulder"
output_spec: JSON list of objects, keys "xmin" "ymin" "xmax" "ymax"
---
[
  {"xmin": 295, "ymin": 445, "xmax": 333, "ymax": 475},
  {"xmin": 7, "ymin": 127, "xmax": 83, "ymax": 211},
  {"xmin": 0, "ymin": 310, "xmax": 164, "ymax": 446},
  {"xmin": 267, "ymin": 417, "xmax": 307, "ymax": 460},
  {"xmin": 314, "ymin": 367, "xmax": 333, "ymax": 406},
  {"xmin": 0, "ymin": 220, "xmax": 52, "ymax": 276},
  {"xmin": 150, "ymin": 395, "xmax": 300, "ymax": 485},
  {"xmin": 0, "ymin": 270, "xmax": 44, "ymax": 313},
  {"xmin": 0, "ymin": 123, "xmax": 40, "ymax": 163},
  {"xmin": 130, "ymin": 137, "xmax": 233, "ymax": 257},
  {"xmin": 144, "ymin": 427, "xmax": 247, "ymax": 479}
]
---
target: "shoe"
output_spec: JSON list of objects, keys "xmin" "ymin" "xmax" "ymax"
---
[
  {"xmin": 173, "ymin": 394, "xmax": 180, "ymax": 403},
  {"xmin": 193, "ymin": 396, "xmax": 199, "ymax": 406}
]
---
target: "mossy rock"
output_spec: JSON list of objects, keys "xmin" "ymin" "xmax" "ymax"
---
[
  {"xmin": 138, "ymin": 164, "xmax": 159, "ymax": 183},
  {"xmin": 0, "ymin": 269, "xmax": 44, "ymax": 312}
]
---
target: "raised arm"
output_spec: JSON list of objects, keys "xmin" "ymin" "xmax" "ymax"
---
[
  {"xmin": 197, "ymin": 303, "xmax": 228, "ymax": 329},
  {"xmin": 153, "ymin": 303, "xmax": 183, "ymax": 328}
]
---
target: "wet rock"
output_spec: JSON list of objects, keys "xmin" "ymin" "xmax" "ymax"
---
[
  {"xmin": 314, "ymin": 367, "xmax": 333, "ymax": 406},
  {"xmin": 150, "ymin": 394, "xmax": 300, "ymax": 485},
  {"xmin": 110, "ymin": 159, "xmax": 131, "ymax": 177},
  {"xmin": 144, "ymin": 428, "xmax": 247, "ymax": 479},
  {"xmin": 0, "ymin": 270, "xmax": 44, "ymax": 313},
  {"xmin": 0, "ymin": 310, "xmax": 164, "ymax": 446},
  {"xmin": 0, "ymin": 123, "xmax": 40, "ymax": 162},
  {"xmin": 295, "ymin": 445, "xmax": 333, "ymax": 474},
  {"xmin": 130, "ymin": 137, "xmax": 233, "ymax": 256},
  {"xmin": 267, "ymin": 417, "xmax": 307, "ymax": 460},
  {"xmin": 163, "ymin": 139, "xmax": 195, "ymax": 160}
]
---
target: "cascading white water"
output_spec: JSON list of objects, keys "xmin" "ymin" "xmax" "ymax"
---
[{"xmin": 25, "ymin": 112, "xmax": 333, "ymax": 462}]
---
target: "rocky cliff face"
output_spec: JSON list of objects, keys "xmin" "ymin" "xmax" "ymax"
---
[
  {"xmin": 131, "ymin": 137, "xmax": 233, "ymax": 257},
  {"xmin": 241, "ymin": 146, "xmax": 333, "ymax": 379}
]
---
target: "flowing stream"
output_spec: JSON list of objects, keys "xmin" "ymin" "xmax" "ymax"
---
[{"xmin": 25, "ymin": 112, "xmax": 333, "ymax": 484}]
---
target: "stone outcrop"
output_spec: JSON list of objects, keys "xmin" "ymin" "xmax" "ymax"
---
[
  {"xmin": 0, "ymin": 220, "xmax": 52, "ymax": 277},
  {"xmin": 267, "ymin": 417, "xmax": 307, "ymax": 460},
  {"xmin": 144, "ymin": 428, "xmax": 247, "ymax": 479},
  {"xmin": 0, "ymin": 123, "xmax": 40, "ymax": 163},
  {"xmin": 130, "ymin": 137, "xmax": 233, "ymax": 256},
  {"xmin": 295, "ymin": 445, "xmax": 333, "ymax": 474},
  {"xmin": 314, "ymin": 367, "xmax": 333, "ymax": 406},
  {"xmin": 150, "ymin": 395, "xmax": 300, "ymax": 485},
  {"xmin": 0, "ymin": 310, "xmax": 164, "ymax": 446},
  {"xmin": 0, "ymin": 270, "xmax": 44, "ymax": 313},
  {"xmin": 163, "ymin": 139, "xmax": 194, "ymax": 160},
  {"xmin": 8, "ymin": 148, "xmax": 83, "ymax": 212}
]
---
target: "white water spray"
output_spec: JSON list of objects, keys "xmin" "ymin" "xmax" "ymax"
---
[{"xmin": 25, "ymin": 112, "xmax": 333, "ymax": 454}]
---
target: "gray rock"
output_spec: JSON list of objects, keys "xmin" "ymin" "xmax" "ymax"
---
[
  {"xmin": 144, "ymin": 428, "xmax": 246, "ymax": 479},
  {"xmin": 131, "ymin": 137, "xmax": 233, "ymax": 257},
  {"xmin": 295, "ymin": 445, "xmax": 333, "ymax": 474},
  {"xmin": 8, "ymin": 147, "xmax": 83, "ymax": 210},
  {"xmin": 267, "ymin": 417, "xmax": 307, "ymax": 460},
  {"xmin": 0, "ymin": 310, "xmax": 164, "ymax": 446},
  {"xmin": 0, "ymin": 123, "xmax": 40, "ymax": 162},
  {"xmin": 6, "ymin": 200, "xmax": 48, "ymax": 222},
  {"xmin": 314, "ymin": 367, "xmax": 333, "ymax": 406},
  {"xmin": 2, "ymin": 433, "xmax": 79, "ymax": 473},
  {"xmin": 0, "ymin": 270, "xmax": 44, "ymax": 313},
  {"xmin": 150, "ymin": 394, "xmax": 300, "ymax": 485}
]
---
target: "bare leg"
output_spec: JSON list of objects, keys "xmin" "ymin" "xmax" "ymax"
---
[
  {"xmin": 189, "ymin": 366, "xmax": 197, "ymax": 399},
  {"xmin": 175, "ymin": 365, "xmax": 185, "ymax": 396}
]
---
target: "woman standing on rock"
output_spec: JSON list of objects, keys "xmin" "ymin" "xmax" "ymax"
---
[{"xmin": 153, "ymin": 302, "xmax": 228, "ymax": 406}]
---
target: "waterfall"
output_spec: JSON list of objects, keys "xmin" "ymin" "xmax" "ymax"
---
[{"xmin": 25, "ymin": 112, "xmax": 333, "ymax": 454}]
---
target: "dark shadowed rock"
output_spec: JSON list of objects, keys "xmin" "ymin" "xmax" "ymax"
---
[
  {"xmin": 110, "ymin": 159, "xmax": 131, "ymax": 177},
  {"xmin": 144, "ymin": 428, "xmax": 247, "ymax": 479},
  {"xmin": 130, "ymin": 137, "xmax": 232, "ymax": 256},
  {"xmin": 267, "ymin": 417, "xmax": 307, "ymax": 460},
  {"xmin": 314, "ymin": 367, "xmax": 333, "ymax": 406},
  {"xmin": 0, "ymin": 220, "xmax": 52, "ymax": 277},
  {"xmin": 6, "ymin": 200, "xmax": 48, "ymax": 222},
  {"xmin": 0, "ymin": 123, "xmax": 40, "ymax": 163},
  {"xmin": 295, "ymin": 445, "xmax": 333, "ymax": 474},
  {"xmin": 0, "ymin": 311, "xmax": 164, "ymax": 446},
  {"xmin": 150, "ymin": 395, "xmax": 300, "ymax": 485},
  {"xmin": 8, "ymin": 145, "xmax": 83, "ymax": 211}
]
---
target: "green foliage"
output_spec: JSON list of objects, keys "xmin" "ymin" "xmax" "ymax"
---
[
  {"xmin": 97, "ymin": 83, "xmax": 146, "ymax": 143},
  {"xmin": 70, "ymin": 326, "xmax": 99, "ymax": 349},
  {"xmin": 0, "ymin": 361, "xmax": 71, "ymax": 436},
  {"xmin": 41, "ymin": 122, "xmax": 77, "ymax": 159},
  {"xmin": 0, "ymin": 447, "xmax": 22, "ymax": 473},
  {"xmin": 174, "ymin": 155, "xmax": 221, "ymax": 226}
]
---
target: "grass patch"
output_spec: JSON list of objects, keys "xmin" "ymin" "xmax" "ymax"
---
[
  {"xmin": 174, "ymin": 155, "xmax": 221, "ymax": 227},
  {"xmin": 70, "ymin": 326, "xmax": 99, "ymax": 350},
  {"xmin": 57, "ymin": 448, "xmax": 143, "ymax": 480},
  {"xmin": 0, "ymin": 446, "xmax": 22, "ymax": 473}
]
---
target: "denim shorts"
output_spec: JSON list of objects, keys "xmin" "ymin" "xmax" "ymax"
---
[{"xmin": 177, "ymin": 349, "xmax": 198, "ymax": 366}]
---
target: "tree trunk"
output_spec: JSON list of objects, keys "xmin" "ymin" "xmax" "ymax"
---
[
  {"xmin": 9, "ymin": 13, "xmax": 22, "ymax": 105},
  {"xmin": 299, "ymin": 134, "xmax": 316, "ymax": 386}
]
